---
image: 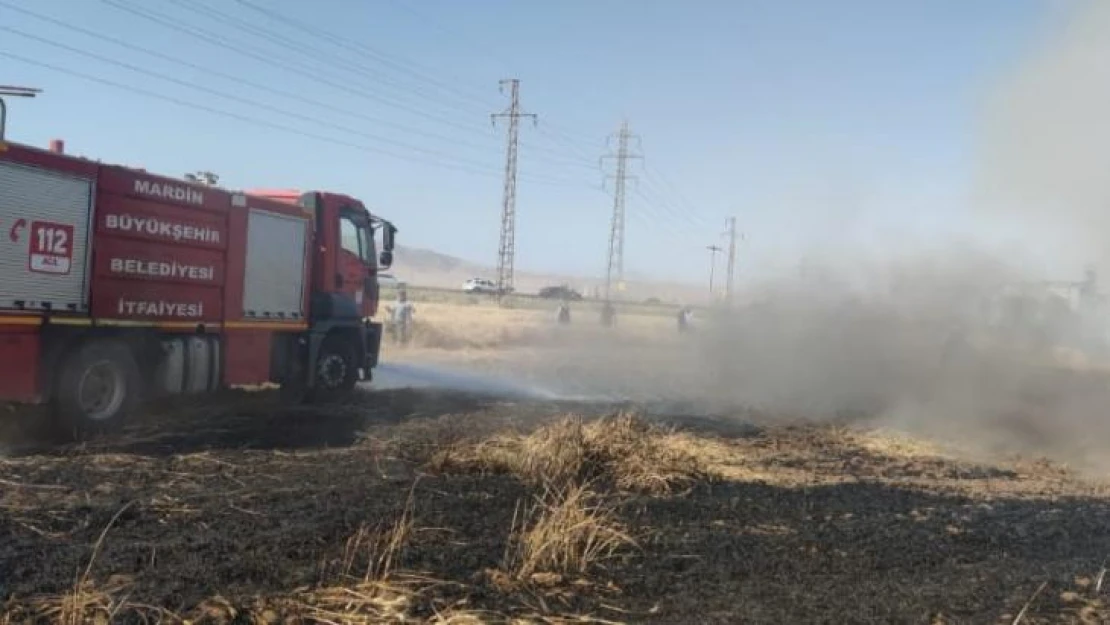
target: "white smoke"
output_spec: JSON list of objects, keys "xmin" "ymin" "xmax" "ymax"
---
[{"xmin": 973, "ymin": 0, "xmax": 1110, "ymax": 274}]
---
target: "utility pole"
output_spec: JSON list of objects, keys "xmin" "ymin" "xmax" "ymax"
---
[
  {"xmin": 600, "ymin": 121, "xmax": 642, "ymax": 304},
  {"xmin": 706, "ymin": 244, "xmax": 723, "ymax": 296},
  {"xmin": 723, "ymin": 216, "xmax": 738, "ymax": 303},
  {"xmin": 0, "ymin": 85, "xmax": 42, "ymax": 140},
  {"xmin": 491, "ymin": 79, "xmax": 536, "ymax": 304}
]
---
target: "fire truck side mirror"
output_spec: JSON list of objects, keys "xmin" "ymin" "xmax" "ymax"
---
[
  {"xmin": 379, "ymin": 250, "xmax": 393, "ymax": 268},
  {"xmin": 382, "ymin": 223, "xmax": 396, "ymax": 252}
]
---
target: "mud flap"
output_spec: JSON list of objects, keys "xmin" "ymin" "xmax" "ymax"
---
[
  {"xmin": 362, "ymin": 320, "xmax": 382, "ymax": 379},
  {"xmin": 303, "ymin": 330, "xmax": 326, "ymax": 390}
]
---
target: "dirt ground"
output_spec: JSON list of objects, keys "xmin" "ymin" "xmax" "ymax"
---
[
  {"xmin": 4, "ymin": 382, "xmax": 1110, "ymax": 624},
  {"xmin": 7, "ymin": 302, "xmax": 1110, "ymax": 623}
]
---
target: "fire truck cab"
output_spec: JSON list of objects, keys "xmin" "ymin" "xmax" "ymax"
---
[{"xmin": 0, "ymin": 139, "xmax": 397, "ymax": 439}]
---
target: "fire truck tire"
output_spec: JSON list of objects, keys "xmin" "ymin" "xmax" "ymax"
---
[
  {"xmin": 54, "ymin": 339, "xmax": 142, "ymax": 438},
  {"xmin": 316, "ymin": 333, "xmax": 359, "ymax": 393}
]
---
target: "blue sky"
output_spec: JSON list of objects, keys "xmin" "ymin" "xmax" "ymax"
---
[{"xmin": 0, "ymin": 0, "xmax": 1071, "ymax": 283}]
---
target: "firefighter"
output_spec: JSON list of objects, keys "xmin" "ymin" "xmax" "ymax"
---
[
  {"xmin": 556, "ymin": 300, "xmax": 571, "ymax": 325},
  {"xmin": 677, "ymin": 306, "xmax": 692, "ymax": 332},
  {"xmin": 386, "ymin": 289, "xmax": 415, "ymax": 345}
]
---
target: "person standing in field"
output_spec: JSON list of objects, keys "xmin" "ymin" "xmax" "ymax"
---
[
  {"xmin": 677, "ymin": 306, "xmax": 693, "ymax": 332},
  {"xmin": 386, "ymin": 289, "xmax": 415, "ymax": 345},
  {"xmin": 556, "ymin": 300, "xmax": 572, "ymax": 325}
]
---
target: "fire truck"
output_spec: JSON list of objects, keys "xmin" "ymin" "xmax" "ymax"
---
[{"xmin": 0, "ymin": 138, "xmax": 397, "ymax": 438}]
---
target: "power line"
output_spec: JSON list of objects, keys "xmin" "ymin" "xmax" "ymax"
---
[
  {"xmin": 176, "ymin": 0, "xmax": 612, "ymax": 178},
  {"xmin": 231, "ymin": 0, "xmax": 498, "ymax": 111},
  {"xmin": 13, "ymin": 3, "xmax": 708, "ymax": 257},
  {"xmin": 545, "ymin": 121, "xmax": 609, "ymax": 150},
  {"xmin": 371, "ymin": 0, "xmax": 615, "ymax": 150},
  {"xmin": 93, "ymin": 0, "xmax": 597, "ymax": 175},
  {"xmin": 335, "ymin": 0, "xmax": 614, "ymax": 172},
  {"xmin": 0, "ymin": 49, "xmax": 489, "ymax": 174},
  {"xmin": 3, "ymin": 2, "xmax": 602, "ymax": 177},
  {"xmin": 363, "ymin": 0, "xmax": 616, "ymax": 171},
  {"xmin": 0, "ymin": 2, "xmax": 493, "ymax": 152},
  {"xmin": 491, "ymin": 79, "xmax": 537, "ymax": 302},
  {"xmin": 630, "ymin": 188, "xmax": 711, "ymax": 248},
  {"xmin": 97, "ymin": 0, "xmax": 498, "ymax": 141},
  {"xmin": 0, "ymin": 50, "xmax": 580, "ymax": 186},
  {"xmin": 518, "ymin": 141, "xmax": 596, "ymax": 170},
  {"xmin": 188, "ymin": 0, "xmax": 603, "ymax": 172},
  {"xmin": 539, "ymin": 120, "xmax": 718, "ymax": 241},
  {"xmin": 537, "ymin": 124, "xmax": 602, "ymax": 165},
  {"xmin": 168, "ymin": 0, "xmax": 492, "ymax": 119},
  {"xmin": 643, "ymin": 160, "xmax": 711, "ymax": 228},
  {"xmin": 1, "ymin": 26, "xmax": 509, "ymax": 169},
  {"xmin": 202, "ymin": 0, "xmax": 700, "ymax": 227},
  {"xmin": 636, "ymin": 177, "xmax": 707, "ymax": 232},
  {"xmin": 381, "ymin": 0, "xmax": 511, "ymax": 72}
]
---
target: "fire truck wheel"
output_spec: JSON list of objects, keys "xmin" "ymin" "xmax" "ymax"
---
[
  {"xmin": 316, "ymin": 334, "xmax": 359, "ymax": 392},
  {"xmin": 54, "ymin": 339, "xmax": 141, "ymax": 438}
]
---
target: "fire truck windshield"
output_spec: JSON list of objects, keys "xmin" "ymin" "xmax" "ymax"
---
[{"xmin": 339, "ymin": 209, "xmax": 376, "ymax": 266}]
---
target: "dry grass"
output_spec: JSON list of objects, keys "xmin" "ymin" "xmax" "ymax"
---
[
  {"xmin": 1, "ymin": 485, "xmax": 433, "ymax": 625},
  {"xmin": 379, "ymin": 302, "xmax": 552, "ymax": 352},
  {"xmin": 426, "ymin": 413, "xmax": 687, "ymax": 592},
  {"xmin": 845, "ymin": 426, "xmax": 950, "ymax": 460},
  {"xmin": 430, "ymin": 413, "xmax": 712, "ymax": 496},
  {"xmin": 503, "ymin": 482, "xmax": 636, "ymax": 582},
  {"xmin": 1, "ymin": 580, "xmax": 619, "ymax": 625},
  {"xmin": 0, "ymin": 501, "xmax": 150, "ymax": 625},
  {"xmin": 381, "ymin": 301, "xmax": 672, "ymax": 353},
  {"xmin": 0, "ymin": 473, "xmax": 628, "ymax": 625},
  {"xmin": 0, "ymin": 577, "xmax": 154, "ymax": 625},
  {"xmin": 287, "ymin": 578, "xmax": 433, "ymax": 624},
  {"xmin": 405, "ymin": 303, "xmax": 548, "ymax": 350},
  {"xmin": 287, "ymin": 481, "xmax": 442, "ymax": 624},
  {"xmin": 12, "ymin": 388, "xmax": 1110, "ymax": 622},
  {"xmin": 379, "ymin": 284, "xmax": 687, "ymax": 317},
  {"xmin": 338, "ymin": 482, "xmax": 418, "ymax": 582},
  {"xmin": 993, "ymin": 574, "xmax": 1110, "ymax": 625}
]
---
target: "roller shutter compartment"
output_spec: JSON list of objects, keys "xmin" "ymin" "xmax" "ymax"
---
[
  {"xmin": 241, "ymin": 208, "xmax": 308, "ymax": 319},
  {"xmin": 0, "ymin": 161, "xmax": 93, "ymax": 312}
]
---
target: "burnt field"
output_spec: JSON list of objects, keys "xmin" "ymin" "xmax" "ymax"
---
[{"xmin": 3, "ymin": 388, "xmax": 1110, "ymax": 624}]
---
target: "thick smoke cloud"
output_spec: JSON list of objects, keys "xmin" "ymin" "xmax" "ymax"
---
[
  {"xmin": 680, "ymin": 240, "xmax": 1110, "ymax": 471},
  {"xmin": 973, "ymin": 0, "xmax": 1110, "ymax": 273},
  {"xmin": 674, "ymin": 0, "xmax": 1110, "ymax": 469},
  {"xmin": 489, "ymin": 1, "xmax": 1110, "ymax": 473}
]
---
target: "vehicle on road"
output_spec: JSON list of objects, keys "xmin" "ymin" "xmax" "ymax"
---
[
  {"xmin": 0, "ymin": 138, "xmax": 397, "ymax": 438},
  {"xmin": 538, "ymin": 285, "xmax": 583, "ymax": 300},
  {"xmin": 462, "ymin": 277, "xmax": 499, "ymax": 294}
]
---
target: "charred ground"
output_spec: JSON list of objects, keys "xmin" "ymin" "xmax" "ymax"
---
[{"xmin": 2, "ymin": 388, "xmax": 1110, "ymax": 624}]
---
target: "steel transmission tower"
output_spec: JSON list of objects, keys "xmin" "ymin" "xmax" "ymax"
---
[
  {"xmin": 706, "ymin": 244, "xmax": 722, "ymax": 296},
  {"xmin": 724, "ymin": 216, "xmax": 738, "ymax": 303},
  {"xmin": 601, "ymin": 121, "xmax": 642, "ymax": 303},
  {"xmin": 491, "ymin": 79, "xmax": 536, "ymax": 302}
]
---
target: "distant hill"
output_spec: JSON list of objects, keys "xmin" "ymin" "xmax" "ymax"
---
[
  {"xmin": 392, "ymin": 245, "xmax": 485, "ymax": 278},
  {"xmin": 388, "ymin": 244, "xmax": 705, "ymax": 304}
]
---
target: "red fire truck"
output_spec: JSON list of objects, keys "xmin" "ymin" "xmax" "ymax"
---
[{"xmin": 0, "ymin": 138, "xmax": 396, "ymax": 438}]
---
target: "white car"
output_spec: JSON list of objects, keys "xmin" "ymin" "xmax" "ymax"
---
[{"xmin": 462, "ymin": 278, "xmax": 498, "ymax": 293}]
